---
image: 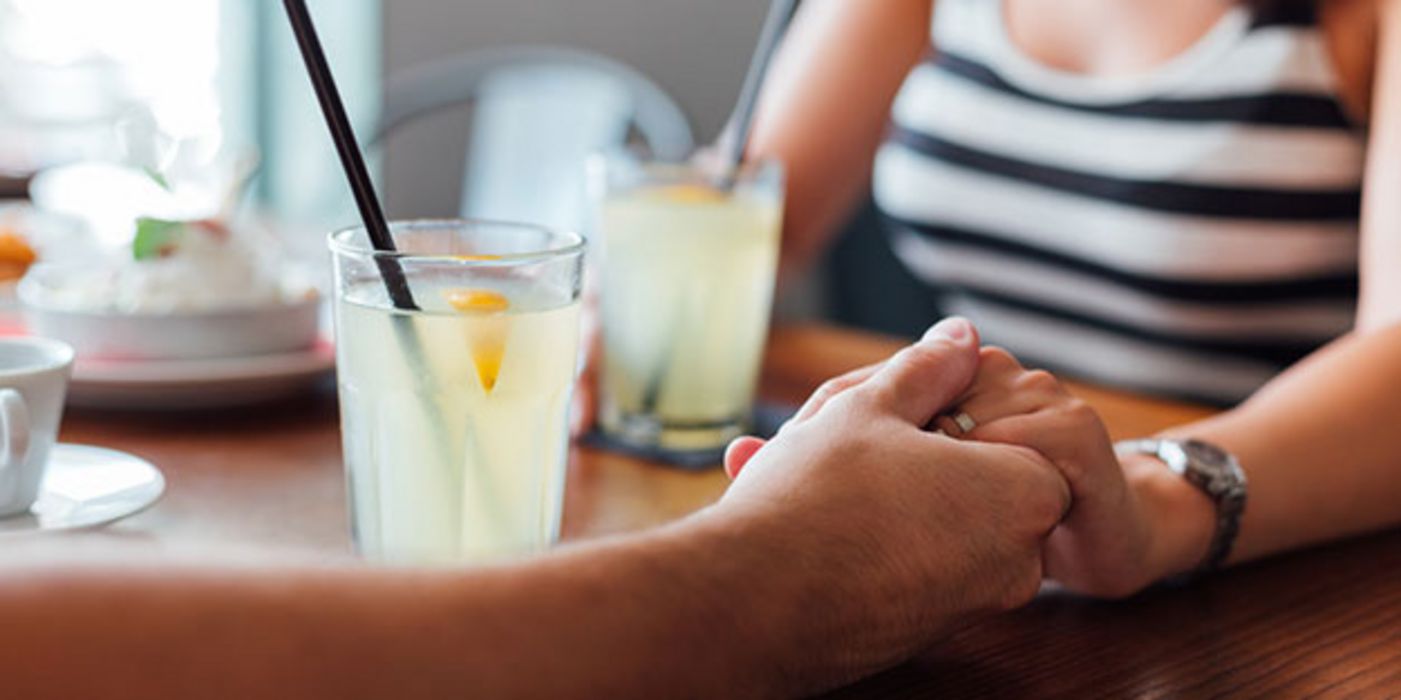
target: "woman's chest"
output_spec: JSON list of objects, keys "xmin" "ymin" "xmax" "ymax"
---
[{"xmin": 1000, "ymin": 0, "xmax": 1376, "ymax": 121}]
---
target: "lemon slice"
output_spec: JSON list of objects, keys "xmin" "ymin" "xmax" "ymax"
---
[
  {"xmin": 444, "ymin": 288, "xmax": 510, "ymax": 393},
  {"xmin": 451, "ymin": 254, "xmax": 502, "ymax": 262},
  {"xmin": 445, "ymin": 288, "xmax": 510, "ymax": 313},
  {"xmin": 655, "ymin": 184, "xmax": 727, "ymax": 204}
]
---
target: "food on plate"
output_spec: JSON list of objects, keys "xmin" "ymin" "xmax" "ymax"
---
[
  {"xmin": 0, "ymin": 228, "xmax": 37, "ymax": 281},
  {"xmin": 23, "ymin": 216, "xmax": 315, "ymax": 314}
]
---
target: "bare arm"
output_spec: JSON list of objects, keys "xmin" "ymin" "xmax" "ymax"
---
[
  {"xmin": 1133, "ymin": 1, "xmax": 1401, "ymax": 578},
  {"xmin": 0, "ymin": 521, "xmax": 828, "ymax": 699},
  {"xmin": 0, "ymin": 323, "xmax": 1069, "ymax": 698},
  {"xmin": 1359, "ymin": 1, "xmax": 1401, "ymax": 329},
  {"xmin": 747, "ymin": 0, "xmax": 932, "ymax": 277},
  {"xmin": 909, "ymin": 319, "xmax": 1401, "ymax": 598},
  {"xmin": 942, "ymin": 2, "xmax": 1401, "ymax": 597},
  {"xmin": 866, "ymin": 2, "xmax": 1401, "ymax": 598}
]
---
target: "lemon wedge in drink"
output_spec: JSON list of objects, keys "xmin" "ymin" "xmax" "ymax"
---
[
  {"xmin": 446, "ymin": 288, "xmax": 510, "ymax": 313},
  {"xmin": 444, "ymin": 288, "xmax": 510, "ymax": 393}
]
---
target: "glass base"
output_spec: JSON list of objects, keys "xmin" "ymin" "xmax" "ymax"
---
[{"xmin": 600, "ymin": 406, "xmax": 748, "ymax": 455}]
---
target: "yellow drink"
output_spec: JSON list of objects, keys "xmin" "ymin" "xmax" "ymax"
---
[
  {"xmin": 597, "ymin": 164, "xmax": 783, "ymax": 453},
  {"xmin": 337, "ymin": 282, "xmax": 579, "ymax": 564},
  {"xmin": 330, "ymin": 220, "xmax": 584, "ymax": 565}
]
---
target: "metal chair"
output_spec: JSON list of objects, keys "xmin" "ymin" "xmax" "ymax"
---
[{"xmin": 375, "ymin": 46, "xmax": 695, "ymax": 233}]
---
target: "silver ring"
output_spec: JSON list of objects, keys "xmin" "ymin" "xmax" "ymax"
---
[{"xmin": 952, "ymin": 411, "xmax": 977, "ymax": 435}]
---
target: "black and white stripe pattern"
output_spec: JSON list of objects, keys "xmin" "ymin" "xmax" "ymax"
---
[{"xmin": 873, "ymin": 0, "xmax": 1364, "ymax": 405}]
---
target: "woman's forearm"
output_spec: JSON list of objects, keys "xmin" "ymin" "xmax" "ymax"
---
[
  {"xmin": 1140, "ymin": 322, "xmax": 1401, "ymax": 575},
  {"xmin": 1359, "ymin": 0, "xmax": 1401, "ymax": 330},
  {"xmin": 747, "ymin": 0, "xmax": 931, "ymax": 277}
]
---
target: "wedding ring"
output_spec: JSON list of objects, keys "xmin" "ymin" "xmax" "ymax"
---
[
  {"xmin": 952, "ymin": 411, "xmax": 977, "ymax": 435},
  {"xmin": 931, "ymin": 410, "xmax": 977, "ymax": 438}
]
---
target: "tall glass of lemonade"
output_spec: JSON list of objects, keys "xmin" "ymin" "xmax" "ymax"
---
[
  {"xmin": 592, "ymin": 156, "xmax": 783, "ymax": 455},
  {"xmin": 330, "ymin": 220, "xmax": 584, "ymax": 565}
]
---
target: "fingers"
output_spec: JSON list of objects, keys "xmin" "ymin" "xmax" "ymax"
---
[
  {"xmin": 934, "ymin": 348, "xmax": 1068, "ymax": 439},
  {"xmin": 970, "ymin": 400, "xmax": 1110, "ymax": 494},
  {"xmin": 723, "ymin": 436, "xmax": 767, "ymax": 479},
  {"xmin": 854, "ymin": 317, "xmax": 981, "ymax": 427},
  {"xmin": 941, "ymin": 378, "xmax": 1067, "ymax": 438}
]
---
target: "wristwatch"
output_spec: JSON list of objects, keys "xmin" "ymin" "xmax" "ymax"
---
[{"xmin": 1114, "ymin": 438, "xmax": 1248, "ymax": 573}]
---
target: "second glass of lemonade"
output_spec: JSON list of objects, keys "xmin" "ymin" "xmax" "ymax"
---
[
  {"xmin": 330, "ymin": 221, "xmax": 584, "ymax": 565},
  {"xmin": 593, "ymin": 155, "xmax": 783, "ymax": 455}
]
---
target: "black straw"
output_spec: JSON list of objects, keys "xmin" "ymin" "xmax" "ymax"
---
[{"xmin": 283, "ymin": 0, "xmax": 418, "ymax": 311}]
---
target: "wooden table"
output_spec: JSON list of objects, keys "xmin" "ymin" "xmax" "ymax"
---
[{"xmin": 17, "ymin": 324, "xmax": 1401, "ymax": 697}]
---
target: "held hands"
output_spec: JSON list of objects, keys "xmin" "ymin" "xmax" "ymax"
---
[
  {"xmin": 939, "ymin": 347, "xmax": 1160, "ymax": 597},
  {"xmin": 726, "ymin": 320, "xmax": 1200, "ymax": 601},
  {"xmin": 709, "ymin": 319, "xmax": 1070, "ymax": 677}
]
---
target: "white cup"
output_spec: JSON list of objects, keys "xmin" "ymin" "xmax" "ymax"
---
[{"xmin": 0, "ymin": 337, "xmax": 74, "ymax": 517}]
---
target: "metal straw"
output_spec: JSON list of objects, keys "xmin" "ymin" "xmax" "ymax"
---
[{"xmin": 714, "ymin": 0, "xmax": 800, "ymax": 188}]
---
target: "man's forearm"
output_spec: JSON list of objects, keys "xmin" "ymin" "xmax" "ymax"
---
[{"xmin": 0, "ymin": 513, "xmax": 858, "ymax": 698}]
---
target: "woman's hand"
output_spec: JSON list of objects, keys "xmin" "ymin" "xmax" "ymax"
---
[
  {"xmin": 727, "ymin": 324, "xmax": 1216, "ymax": 598},
  {"xmin": 949, "ymin": 348, "xmax": 1214, "ymax": 598},
  {"xmin": 713, "ymin": 318, "xmax": 1072, "ymax": 682}
]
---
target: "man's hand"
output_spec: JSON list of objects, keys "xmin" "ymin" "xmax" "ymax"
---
[{"xmin": 710, "ymin": 318, "xmax": 1071, "ymax": 684}]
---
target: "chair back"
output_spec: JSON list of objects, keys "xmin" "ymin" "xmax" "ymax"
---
[{"xmin": 379, "ymin": 47, "xmax": 695, "ymax": 233}]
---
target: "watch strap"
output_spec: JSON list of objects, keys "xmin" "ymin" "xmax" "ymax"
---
[{"xmin": 1115, "ymin": 438, "xmax": 1247, "ymax": 573}]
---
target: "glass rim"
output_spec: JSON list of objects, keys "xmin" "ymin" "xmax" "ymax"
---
[
  {"xmin": 590, "ymin": 151, "xmax": 784, "ymax": 194},
  {"xmin": 594, "ymin": 150, "xmax": 782, "ymax": 174},
  {"xmin": 327, "ymin": 218, "xmax": 586, "ymax": 264}
]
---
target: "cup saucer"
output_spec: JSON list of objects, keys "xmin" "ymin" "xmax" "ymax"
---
[{"xmin": 0, "ymin": 444, "xmax": 164, "ymax": 535}]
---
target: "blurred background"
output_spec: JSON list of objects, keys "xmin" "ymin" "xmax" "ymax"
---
[{"xmin": 0, "ymin": 0, "xmax": 925, "ymax": 334}]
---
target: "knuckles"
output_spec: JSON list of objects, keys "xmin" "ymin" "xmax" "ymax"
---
[
  {"xmin": 1017, "ymin": 369, "xmax": 1060, "ymax": 395},
  {"xmin": 1058, "ymin": 398, "xmax": 1103, "ymax": 430},
  {"xmin": 978, "ymin": 346, "xmax": 1021, "ymax": 374},
  {"xmin": 1010, "ymin": 447, "xmax": 1072, "ymax": 529}
]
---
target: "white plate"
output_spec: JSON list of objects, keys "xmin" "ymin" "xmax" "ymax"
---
[
  {"xmin": 67, "ymin": 342, "xmax": 336, "ymax": 410},
  {"xmin": 0, "ymin": 444, "xmax": 165, "ymax": 535},
  {"xmin": 19, "ymin": 263, "xmax": 324, "ymax": 361}
]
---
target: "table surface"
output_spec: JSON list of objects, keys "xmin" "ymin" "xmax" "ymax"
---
[{"xmin": 15, "ymin": 323, "xmax": 1401, "ymax": 698}]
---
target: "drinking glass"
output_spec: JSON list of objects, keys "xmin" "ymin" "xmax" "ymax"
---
[
  {"xmin": 591, "ymin": 154, "xmax": 784, "ymax": 455},
  {"xmin": 329, "ymin": 220, "xmax": 584, "ymax": 564}
]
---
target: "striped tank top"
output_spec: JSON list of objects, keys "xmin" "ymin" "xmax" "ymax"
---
[{"xmin": 872, "ymin": 0, "xmax": 1365, "ymax": 405}]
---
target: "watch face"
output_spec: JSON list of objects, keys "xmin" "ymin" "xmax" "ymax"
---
[{"xmin": 1184, "ymin": 439, "xmax": 1229, "ymax": 470}]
